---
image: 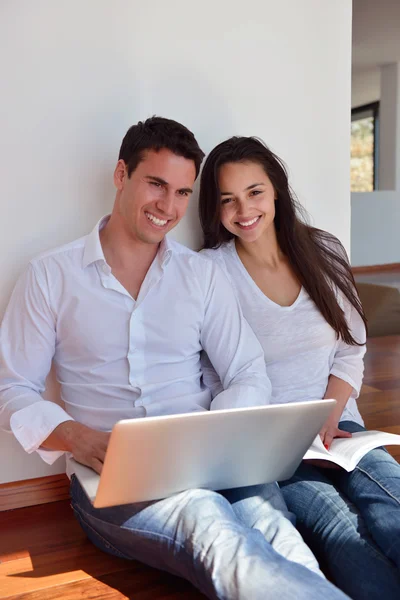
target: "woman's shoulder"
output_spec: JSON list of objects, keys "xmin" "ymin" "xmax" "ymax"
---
[{"xmin": 199, "ymin": 242, "xmax": 238, "ymax": 285}]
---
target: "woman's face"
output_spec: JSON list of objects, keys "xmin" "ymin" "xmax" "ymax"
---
[{"xmin": 218, "ymin": 161, "xmax": 276, "ymax": 243}]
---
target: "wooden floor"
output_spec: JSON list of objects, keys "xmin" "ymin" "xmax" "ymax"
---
[
  {"xmin": 1, "ymin": 336, "xmax": 399, "ymax": 600},
  {"xmin": 359, "ymin": 335, "xmax": 400, "ymax": 462}
]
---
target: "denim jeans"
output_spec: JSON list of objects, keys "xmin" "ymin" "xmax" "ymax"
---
[
  {"xmin": 280, "ymin": 420, "xmax": 400, "ymax": 600},
  {"xmin": 70, "ymin": 476, "xmax": 349, "ymax": 600}
]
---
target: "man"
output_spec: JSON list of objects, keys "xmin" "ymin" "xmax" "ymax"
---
[{"xmin": 0, "ymin": 117, "xmax": 349, "ymax": 599}]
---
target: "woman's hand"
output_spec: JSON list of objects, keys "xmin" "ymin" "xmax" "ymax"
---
[{"xmin": 319, "ymin": 415, "xmax": 352, "ymax": 450}]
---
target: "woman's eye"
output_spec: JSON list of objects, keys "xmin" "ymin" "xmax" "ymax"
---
[
  {"xmin": 221, "ymin": 198, "xmax": 232, "ymax": 205},
  {"xmin": 250, "ymin": 190, "xmax": 262, "ymax": 197}
]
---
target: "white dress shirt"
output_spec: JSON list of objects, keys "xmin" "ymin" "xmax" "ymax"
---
[
  {"xmin": 0, "ymin": 218, "xmax": 271, "ymax": 471},
  {"xmin": 201, "ymin": 240, "xmax": 366, "ymax": 426}
]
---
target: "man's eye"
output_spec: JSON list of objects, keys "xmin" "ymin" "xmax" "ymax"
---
[
  {"xmin": 178, "ymin": 190, "xmax": 189, "ymax": 197},
  {"xmin": 150, "ymin": 182, "xmax": 162, "ymax": 188}
]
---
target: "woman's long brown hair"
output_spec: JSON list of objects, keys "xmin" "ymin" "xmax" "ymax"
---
[{"xmin": 199, "ymin": 136, "xmax": 367, "ymax": 345}]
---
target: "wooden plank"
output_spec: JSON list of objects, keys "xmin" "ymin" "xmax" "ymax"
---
[
  {"xmin": 2, "ymin": 567, "xmax": 205, "ymax": 599},
  {"xmin": 0, "ymin": 543, "xmax": 131, "ymax": 596},
  {"xmin": 367, "ymin": 377, "xmax": 400, "ymax": 391},
  {"xmin": 0, "ymin": 500, "xmax": 84, "ymax": 563},
  {"xmin": 0, "ymin": 475, "xmax": 70, "ymax": 512},
  {"xmin": 358, "ymin": 384, "xmax": 400, "ymax": 462},
  {"xmin": 366, "ymin": 336, "xmax": 400, "ymax": 355},
  {"xmin": 352, "ymin": 263, "xmax": 400, "ymax": 274},
  {"xmin": 359, "ymin": 389, "xmax": 400, "ymax": 424},
  {"xmin": 360, "ymin": 384, "xmax": 380, "ymax": 394},
  {"xmin": 363, "ymin": 354, "xmax": 400, "ymax": 382}
]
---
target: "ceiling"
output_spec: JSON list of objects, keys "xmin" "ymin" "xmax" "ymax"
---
[{"xmin": 352, "ymin": 0, "xmax": 400, "ymax": 73}]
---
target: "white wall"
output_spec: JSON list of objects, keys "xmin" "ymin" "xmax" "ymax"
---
[
  {"xmin": 0, "ymin": 0, "xmax": 352, "ymax": 483},
  {"xmin": 351, "ymin": 68, "xmax": 380, "ymax": 109},
  {"xmin": 351, "ymin": 192, "xmax": 400, "ymax": 266}
]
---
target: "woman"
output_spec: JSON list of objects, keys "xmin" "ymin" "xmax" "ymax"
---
[{"xmin": 198, "ymin": 136, "xmax": 400, "ymax": 600}]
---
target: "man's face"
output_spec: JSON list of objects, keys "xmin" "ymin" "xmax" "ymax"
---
[{"xmin": 114, "ymin": 148, "xmax": 196, "ymax": 245}]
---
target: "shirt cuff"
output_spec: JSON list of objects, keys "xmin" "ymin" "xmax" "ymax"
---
[{"xmin": 10, "ymin": 401, "xmax": 74, "ymax": 464}]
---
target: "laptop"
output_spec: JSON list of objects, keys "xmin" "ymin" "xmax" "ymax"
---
[{"xmin": 72, "ymin": 399, "xmax": 336, "ymax": 508}]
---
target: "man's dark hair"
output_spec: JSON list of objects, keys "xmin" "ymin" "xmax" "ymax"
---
[{"xmin": 118, "ymin": 116, "xmax": 205, "ymax": 178}]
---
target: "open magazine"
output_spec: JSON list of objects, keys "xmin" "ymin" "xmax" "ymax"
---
[{"xmin": 303, "ymin": 430, "xmax": 400, "ymax": 472}]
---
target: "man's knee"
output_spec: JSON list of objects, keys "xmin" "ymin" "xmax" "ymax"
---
[
  {"xmin": 170, "ymin": 488, "xmax": 239, "ymax": 550},
  {"xmin": 176, "ymin": 489, "xmax": 232, "ymax": 523}
]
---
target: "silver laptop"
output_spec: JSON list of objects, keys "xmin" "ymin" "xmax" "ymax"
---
[{"xmin": 72, "ymin": 399, "xmax": 335, "ymax": 508}]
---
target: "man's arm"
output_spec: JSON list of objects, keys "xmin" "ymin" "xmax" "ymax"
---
[
  {"xmin": 199, "ymin": 259, "xmax": 271, "ymax": 410},
  {"xmin": 42, "ymin": 421, "xmax": 110, "ymax": 474},
  {"xmin": 0, "ymin": 263, "xmax": 107, "ymax": 471}
]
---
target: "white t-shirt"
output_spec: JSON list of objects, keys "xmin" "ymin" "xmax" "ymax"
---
[{"xmin": 201, "ymin": 239, "xmax": 366, "ymax": 425}]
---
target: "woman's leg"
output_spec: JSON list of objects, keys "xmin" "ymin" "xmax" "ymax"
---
[
  {"xmin": 336, "ymin": 421, "xmax": 400, "ymax": 569},
  {"xmin": 280, "ymin": 461, "xmax": 400, "ymax": 600},
  {"xmin": 70, "ymin": 476, "xmax": 349, "ymax": 600}
]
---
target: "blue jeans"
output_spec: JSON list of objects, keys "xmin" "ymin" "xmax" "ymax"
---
[
  {"xmin": 280, "ymin": 421, "xmax": 400, "ymax": 600},
  {"xmin": 70, "ymin": 476, "xmax": 349, "ymax": 600}
]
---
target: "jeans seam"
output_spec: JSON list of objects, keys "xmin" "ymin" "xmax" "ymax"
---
[
  {"xmin": 294, "ymin": 481, "xmax": 391, "ymax": 565},
  {"xmin": 354, "ymin": 465, "xmax": 400, "ymax": 506},
  {"xmin": 353, "ymin": 465, "xmax": 400, "ymax": 559}
]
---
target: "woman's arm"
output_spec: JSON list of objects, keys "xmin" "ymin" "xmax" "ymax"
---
[
  {"xmin": 321, "ymin": 375, "xmax": 353, "ymax": 449},
  {"xmin": 321, "ymin": 296, "xmax": 367, "ymax": 449}
]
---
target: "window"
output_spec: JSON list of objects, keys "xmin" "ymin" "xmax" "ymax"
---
[{"xmin": 351, "ymin": 102, "xmax": 379, "ymax": 192}]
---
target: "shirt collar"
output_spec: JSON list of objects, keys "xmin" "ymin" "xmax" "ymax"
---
[
  {"xmin": 82, "ymin": 215, "xmax": 110, "ymax": 269},
  {"xmin": 82, "ymin": 215, "xmax": 173, "ymax": 269},
  {"xmin": 158, "ymin": 237, "xmax": 173, "ymax": 268}
]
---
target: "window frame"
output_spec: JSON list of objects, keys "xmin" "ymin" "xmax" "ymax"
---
[{"xmin": 351, "ymin": 101, "xmax": 380, "ymax": 191}]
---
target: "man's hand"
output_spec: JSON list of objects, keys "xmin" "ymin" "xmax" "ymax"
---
[
  {"xmin": 42, "ymin": 421, "xmax": 110, "ymax": 474},
  {"xmin": 319, "ymin": 415, "xmax": 351, "ymax": 451}
]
